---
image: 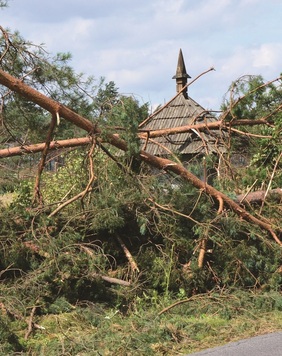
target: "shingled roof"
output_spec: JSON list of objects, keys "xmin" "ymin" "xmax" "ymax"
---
[{"xmin": 139, "ymin": 49, "xmax": 226, "ymax": 157}]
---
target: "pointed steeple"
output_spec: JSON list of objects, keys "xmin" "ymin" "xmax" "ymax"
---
[{"xmin": 172, "ymin": 49, "xmax": 191, "ymax": 98}]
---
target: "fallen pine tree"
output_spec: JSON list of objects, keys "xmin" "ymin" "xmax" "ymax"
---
[{"xmin": 0, "ymin": 68, "xmax": 281, "ymax": 246}]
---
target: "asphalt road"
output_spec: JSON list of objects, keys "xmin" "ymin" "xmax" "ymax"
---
[{"xmin": 187, "ymin": 332, "xmax": 282, "ymax": 355}]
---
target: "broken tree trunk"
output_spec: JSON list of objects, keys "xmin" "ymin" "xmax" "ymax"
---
[
  {"xmin": 0, "ymin": 69, "xmax": 281, "ymax": 245},
  {"xmin": 0, "ymin": 137, "xmax": 93, "ymax": 158},
  {"xmin": 236, "ymin": 189, "xmax": 282, "ymax": 205},
  {"xmin": 138, "ymin": 119, "xmax": 271, "ymax": 139}
]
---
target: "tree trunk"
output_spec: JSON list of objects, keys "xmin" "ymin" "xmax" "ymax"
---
[
  {"xmin": 0, "ymin": 137, "xmax": 92, "ymax": 158},
  {"xmin": 236, "ymin": 189, "xmax": 282, "ymax": 204}
]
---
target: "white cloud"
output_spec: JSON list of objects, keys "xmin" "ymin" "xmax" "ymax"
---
[
  {"xmin": 239, "ymin": 0, "xmax": 260, "ymax": 6},
  {"xmin": 220, "ymin": 43, "xmax": 282, "ymax": 79},
  {"xmin": 152, "ymin": 0, "xmax": 184, "ymax": 15},
  {"xmin": 252, "ymin": 43, "xmax": 282, "ymax": 70},
  {"xmin": 29, "ymin": 18, "xmax": 96, "ymax": 52},
  {"xmin": 1, "ymin": 0, "xmax": 282, "ymax": 110}
]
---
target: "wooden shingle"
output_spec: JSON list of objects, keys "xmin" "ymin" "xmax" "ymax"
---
[{"xmin": 139, "ymin": 49, "xmax": 226, "ymax": 157}]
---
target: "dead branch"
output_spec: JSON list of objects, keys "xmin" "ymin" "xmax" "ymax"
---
[
  {"xmin": 141, "ymin": 137, "xmax": 182, "ymax": 164},
  {"xmin": 158, "ymin": 293, "xmax": 237, "ymax": 316},
  {"xmin": 81, "ymin": 138, "xmax": 97, "ymax": 200},
  {"xmin": 158, "ymin": 293, "xmax": 211, "ymax": 316},
  {"xmin": 25, "ymin": 305, "xmax": 37, "ymax": 340},
  {"xmin": 79, "ymin": 245, "xmax": 131, "ymax": 286},
  {"xmin": 0, "ymin": 301, "xmax": 45, "ymax": 335},
  {"xmin": 0, "ymin": 26, "xmax": 11, "ymax": 62},
  {"xmin": 116, "ymin": 236, "xmax": 139, "ymax": 273},
  {"xmin": 259, "ymin": 152, "xmax": 282, "ymax": 213},
  {"xmin": 33, "ymin": 113, "xmax": 57, "ymax": 204},
  {"xmin": 48, "ymin": 139, "xmax": 96, "ymax": 216},
  {"xmin": 198, "ymin": 238, "xmax": 207, "ymax": 268},
  {"xmin": 217, "ymin": 196, "xmax": 224, "ymax": 214},
  {"xmin": 48, "ymin": 187, "xmax": 92, "ymax": 218},
  {"xmin": 148, "ymin": 198, "xmax": 200, "ymax": 225},
  {"xmin": 229, "ymin": 127, "xmax": 272, "ymax": 139},
  {"xmin": 100, "ymin": 275, "xmax": 131, "ymax": 286},
  {"xmin": 89, "ymin": 273, "xmax": 131, "ymax": 286},
  {"xmin": 140, "ymin": 67, "xmax": 215, "ymax": 127}
]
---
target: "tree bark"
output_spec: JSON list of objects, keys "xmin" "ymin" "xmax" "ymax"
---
[
  {"xmin": 236, "ymin": 189, "xmax": 282, "ymax": 204},
  {"xmin": 0, "ymin": 137, "xmax": 92, "ymax": 158},
  {"xmin": 139, "ymin": 119, "xmax": 271, "ymax": 139}
]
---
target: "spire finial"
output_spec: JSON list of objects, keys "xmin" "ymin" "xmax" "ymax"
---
[{"xmin": 172, "ymin": 49, "xmax": 191, "ymax": 97}]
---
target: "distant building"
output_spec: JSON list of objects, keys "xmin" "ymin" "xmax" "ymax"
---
[{"xmin": 139, "ymin": 49, "xmax": 226, "ymax": 162}]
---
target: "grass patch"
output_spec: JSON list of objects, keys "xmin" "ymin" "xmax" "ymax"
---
[
  {"xmin": 0, "ymin": 192, "xmax": 17, "ymax": 207},
  {"xmin": 5, "ymin": 290, "xmax": 281, "ymax": 355}
]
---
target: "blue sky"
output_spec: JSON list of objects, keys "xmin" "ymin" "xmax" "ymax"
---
[{"xmin": 1, "ymin": 0, "xmax": 282, "ymax": 112}]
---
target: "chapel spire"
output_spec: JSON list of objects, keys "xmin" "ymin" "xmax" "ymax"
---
[{"xmin": 172, "ymin": 49, "xmax": 191, "ymax": 98}]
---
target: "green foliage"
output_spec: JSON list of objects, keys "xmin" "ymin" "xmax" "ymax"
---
[
  {"xmin": 100, "ymin": 94, "xmax": 149, "ymax": 156},
  {"xmin": 93, "ymin": 80, "xmax": 119, "ymax": 116},
  {"xmin": 0, "ymin": 29, "xmax": 103, "ymax": 143},
  {"xmin": 0, "ymin": 316, "xmax": 24, "ymax": 354},
  {"xmin": 221, "ymin": 74, "xmax": 282, "ymax": 189},
  {"xmin": 2, "ymin": 144, "xmax": 279, "ymax": 312}
]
